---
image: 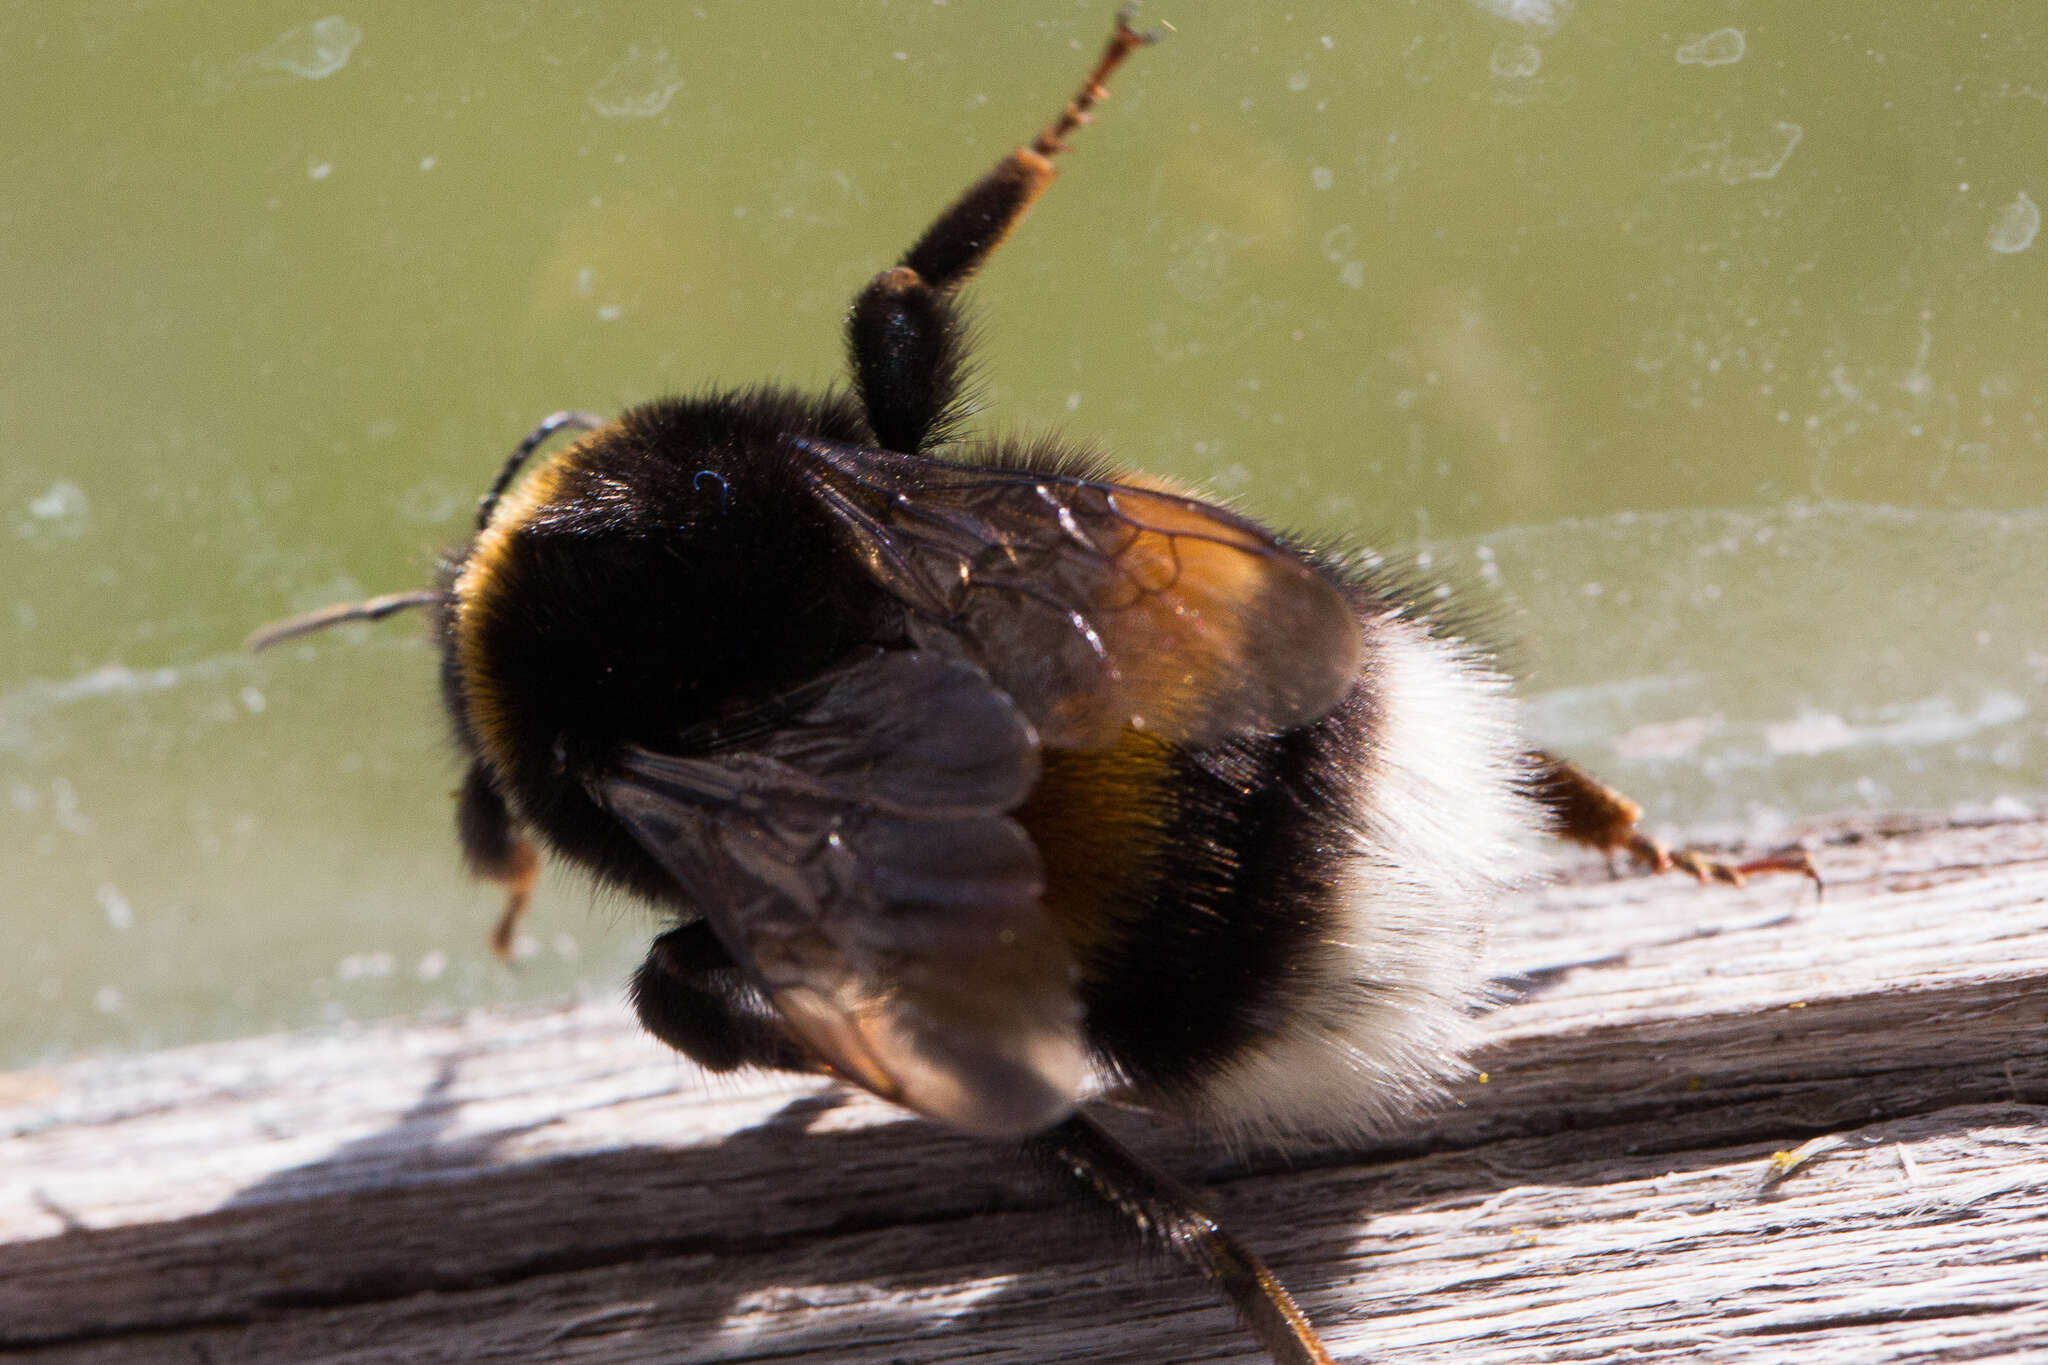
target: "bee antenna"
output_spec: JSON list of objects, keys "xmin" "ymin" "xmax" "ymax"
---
[
  {"xmin": 245, "ymin": 589, "xmax": 443, "ymax": 653},
  {"xmin": 476, "ymin": 410, "xmax": 608, "ymax": 531}
]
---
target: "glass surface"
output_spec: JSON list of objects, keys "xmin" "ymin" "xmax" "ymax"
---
[{"xmin": 5, "ymin": 1, "xmax": 2042, "ymax": 1064}]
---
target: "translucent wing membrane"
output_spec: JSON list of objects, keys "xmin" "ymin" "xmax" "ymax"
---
[
  {"xmin": 596, "ymin": 650, "xmax": 1086, "ymax": 1137},
  {"xmin": 794, "ymin": 437, "xmax": 1362, "ymax": 749}
]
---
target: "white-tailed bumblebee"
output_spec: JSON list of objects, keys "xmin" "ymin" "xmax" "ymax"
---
[{"xmin": 253, "ymin": 14, "xmax": 1813, "ymax": 1363}]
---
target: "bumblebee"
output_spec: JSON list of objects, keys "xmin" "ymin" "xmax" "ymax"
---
[{"xmin": 254, "ymin": 14, "xmax": 1812, "ymax": 1363}]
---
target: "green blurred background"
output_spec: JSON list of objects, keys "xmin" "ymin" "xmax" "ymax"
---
[{"xmin": 4, "ymin": 1, "xmax": 2042, "ymax": 1065}]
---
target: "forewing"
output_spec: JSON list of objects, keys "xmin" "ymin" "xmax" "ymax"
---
[
  {"xmin": 596, "ymin": 650, "xmax": 1087, "ymax": 1137},
  {"xmin": 794, "ymin": 436, "xmax": 1362, "ymax": 749}
]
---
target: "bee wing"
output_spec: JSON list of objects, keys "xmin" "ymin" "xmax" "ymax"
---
[
  {"xmin": 595, "ymin": 649, "xmax": 1087, "ymax": 1138},
  {"xmin": 793, "ymin": 436, "xmax": 1362, "ymax": 749}
]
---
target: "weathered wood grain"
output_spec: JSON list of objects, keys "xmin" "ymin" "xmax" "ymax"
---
[{"xmin": 3, "ymin": 813, "xmax": 2045, "ymax": 1363}]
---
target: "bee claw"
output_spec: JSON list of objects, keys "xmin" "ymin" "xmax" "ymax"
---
[{"xmin": 1115, "ymin": 5, "xmax": 1167, "ymax": 46}]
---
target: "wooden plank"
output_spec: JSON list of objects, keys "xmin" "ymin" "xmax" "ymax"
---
[{"xmin": 2, "ymin": 813, "xmax": 2045, "ymax": 1363}]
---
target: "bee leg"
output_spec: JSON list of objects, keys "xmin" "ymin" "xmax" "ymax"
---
[
  {"xmin": 846, "ymin": 264, "xmax": 973, "ymax": 453},
  {"xmin": 1527, "ymin": 751, "xmax": 1822, "ymax": 891},
  {"xmin": 631, "ymin": 921, "xmax": 811, "ymax": 1074},
  {"xmin": 847, "ymin": 11, "xmax": 1154, "ymax": 452},
  {"xmin": 903, "ymin": 8, "xmax": 1153, "ymax": 291},
  {"xmin": 1025, "ymin": 1113, "xmax": 1334, "ymax": 1365},
  {"xmin": 456, "ymin": 761, "xmax": 541, "ymax": 960}
]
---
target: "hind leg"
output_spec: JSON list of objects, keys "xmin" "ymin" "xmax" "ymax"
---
[
  {"xmin": 846, "ymin": 12, "xmax": 1154, "ymax": 452},
  {"xmin": 1527, "ymin": 751, "xmax": 1819, "ymax": 888}
]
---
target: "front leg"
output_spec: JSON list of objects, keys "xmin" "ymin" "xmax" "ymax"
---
[
  {"xmin": 455, "ymin": 760, "xmax": 541, "ymax": 961},
  {"xmin": 847, "ymin": 10, "xmax": 1154, "ymax": 452},
  {"xmin": 1528, "ymin": 751, "xmax": 1820, "ymax": 888}
]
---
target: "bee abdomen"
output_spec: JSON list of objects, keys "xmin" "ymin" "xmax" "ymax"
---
[{"xmin": 1039, "ymin": 608, "xmax": 1536, "ymax": 1143}]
